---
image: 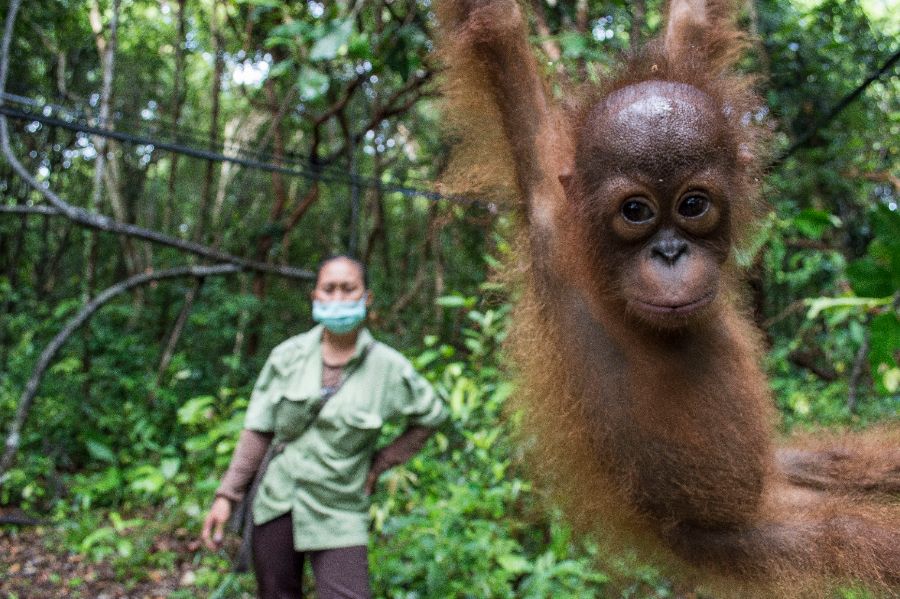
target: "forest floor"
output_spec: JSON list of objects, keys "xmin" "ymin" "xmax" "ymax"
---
[
  {"xmin": 2, "ymin": 526, "xmax": 188, "ymax": 598},
  {"xmin": 0, "ymin": 507, "xmax": 253, "ymax": 598}
]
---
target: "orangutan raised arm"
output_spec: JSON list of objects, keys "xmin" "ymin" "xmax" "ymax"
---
[
  {"xmin": 435, "ymin": 0, "xmax": 571, "ymax": 249},
  {"xmin": 436, "ymin": 0, "xmax": 900, "ymax": 596}
]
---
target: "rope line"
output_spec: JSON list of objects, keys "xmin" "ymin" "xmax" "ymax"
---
[{"xmin": 0, "ymin": 95, "xmax": 486, "ymax": 207}]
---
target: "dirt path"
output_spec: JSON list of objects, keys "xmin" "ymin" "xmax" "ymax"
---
[{"xmin": 0, "ymin": 520, "xmax": 243, "ymax": 598}]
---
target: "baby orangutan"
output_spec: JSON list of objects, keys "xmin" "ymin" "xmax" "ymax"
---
[{"xmin": 435, "ymin": 0, "xmax": 899, "ymax": 596}]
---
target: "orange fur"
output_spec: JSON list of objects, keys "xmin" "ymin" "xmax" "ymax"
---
[{"xmin": 436, "ymin": 1, "xmax": 900, "ymax": 596}]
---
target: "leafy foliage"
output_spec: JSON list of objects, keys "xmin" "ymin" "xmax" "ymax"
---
[{"xmin": 0, "ymin": 0, "xmax": 897, "ymax": 595}]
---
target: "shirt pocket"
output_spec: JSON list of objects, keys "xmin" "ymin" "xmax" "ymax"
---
[
  {"xmin": 328, "ymin": 409, "xmax": 383, "ymax": 457},
  {"xmin": 273, "ymin": 395, "xmax": 321, "ymax": 442}
]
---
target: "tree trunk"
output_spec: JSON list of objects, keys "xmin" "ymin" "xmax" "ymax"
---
[
  {"xmin": 155, "ymin": 0, "xmax": 221, "ymax": 387},
  {"xmin": 88, "ymin": 0, "xmax": 145, "ymax": 318},
  {"xmin": 211, "ymin": 112, "xmax": 267, "ymax": 249},
  {"xmin": 0, "ymin": 210, "xmax": 27, "ymax": 368},
  {"xmin": 163, "ymin": 0, "xmax": 188, "ymax": 233},
  {"xmin": 83, "ymin": 0, "xmax": 120, "ymax": 305},
  {"xmin": 362, "ymin": 153, "xmax": 393, "ymax": 292},
  {"xmin": 348, "ymin": 142, "xmax": 361, "ymax": 256},
  {"xmin": 247, "ymin": 74, "xmax": 293, "ymax": 356},
  {"xmin": 155, "ymin": 277, "xmax": 205, "ymax": 390},
  {"xmin": 224, "ymin": 274, "xmax": 252, "ymax": 389},
  {"xmin": 429, "ymin": 205, "xmax": 445, "ymax": 326},
  {"xmin": 83, "ymin": 0, "xmax": 117, "ymax": 395},
  {"xmin": 847, "ymin": 329, "xmax": 871, "ymax": 413},
  {"xmin": 279, "ymin": 183, "xmax": 320, "ymax": 262},
  {"xmin": 194, "ymin": 0, "xmax": 223, "ymax": 245}
]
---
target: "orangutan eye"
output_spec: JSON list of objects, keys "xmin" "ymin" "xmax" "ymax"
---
[
  {"xmin": 621, "ymin": 198, "xmax": 655, "ymax": 224},
  {"xmin": 678, "ymin": 194, "xmax": 710, "ymax": 218}
]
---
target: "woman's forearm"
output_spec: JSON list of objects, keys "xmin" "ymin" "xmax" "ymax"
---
[
  {"xmin": 371, "ymin": 425, "xmax": 435, "ymax": 474},
  {"xmin": 215, "ymin": 429, "xmax": 273, "ymax": 503}
]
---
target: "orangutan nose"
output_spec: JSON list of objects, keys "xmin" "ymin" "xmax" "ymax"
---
[{"xmin": 652, "ymin": 237, "xmax": 688, "ymax": 265}]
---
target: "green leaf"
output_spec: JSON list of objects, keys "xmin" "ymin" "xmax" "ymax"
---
[
  {"xmin": 177, "ymin": 395, "xmax": 215, "ymax": 426},
  {"xmin": 347, "ymin": 33, "xmax": 371, "ymax": 60},
  {"xmin": 268, "ymin": 59, "xmax": 293, "ymax": 78},
  {"xmin": 87, "ymin": 468, "xmax": 123, "ymax": 496},
  {"xmin": 491, "ymin": 382, "xmax": 514, "ymax": 404},
  {"xmin": 793, "ymin": 208, "xmax": 839, "ymax": 240},
  {"xmin": 435, "ymin": 295, "xmax": 467, "ymax": 308},
  {"xmin": 127, "ymin": 465, "xmax": 166, "ymax": 494},
  {"xmin": 310, "ymin": 19, "xmax": 354, "ymax": 61},
  {"xmin": 870, "ymin": 205, "xmax": 900, "ymax": 242},
  {"xmin": 85, "ymin": 440, "xmax": 116, "ymax": 464},
  {"xmin": 52, "ymin": 299, "xmax": 80, "ymax": 319},
  {"xmin": 846, "ymin": 257, "xmax": 892, "ymax": 297},
  {"xmin": 51, "ymin": 356, "xmax": 82, "ymax": 375},
  {"xmin": 414, "ymin": 349, "xmax": 439, "ymax": 369},
  {"xmin": 267, "ymin": 22, "xmax": 307, "ymax": 40},
  {"xmin": 559, "ymin": 32, "xmax": 587, "ymax": 59},
  {"xmin": 185, "ymin": 434, "xmax": 214, "ymax": 453},
  {"xmin": 234, "ymin": 0, "xmax": 280, "ymax": 7},
  {"xmin": 497, "ymin": 553, "xmax": 532, "ymax": 574},
  {"xmin": 160, "ymin": 457, "xmax": 181, "ymax": 480},
  {"xmin": 80, "ymin": 527, "xmax": 116, "ymax": 554},
  {"xmin": 869, "ymin": 312, "xmax": 900, "ymax": 373},
  {"xmin": 298, "ymin": 66, "xmax": 329, "ymax": 101},
  {"xmin": 882, "ymin": 367, "xmax": 900, "ymax": 393}
]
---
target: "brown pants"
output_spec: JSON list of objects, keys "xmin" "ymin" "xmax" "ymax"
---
[{"xmin": 251, "ymin": 513, "xmax": 371, "ymax": 599}]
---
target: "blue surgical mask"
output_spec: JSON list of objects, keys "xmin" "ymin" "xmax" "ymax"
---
[{"xmin": 312, "ymin": 294, "xmax": 368, "ymax": 334}]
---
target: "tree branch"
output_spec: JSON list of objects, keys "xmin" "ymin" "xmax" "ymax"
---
[
  {"xmin": 0, "ymin": 117, "xmax": 313, "ymax": 278},
  {"xmin": 0, "ymin": 0, "xmax": 313, "ymax": 281},
  {"xmin": 0, "ymin": 205, "xmax": 61, "ymax": 216},
  {"xmin": 0, "ymin": 263, "xmax": 242, "ymax": 478},
  {"xmin": 843, "ymin": 168, "xmax": 900, "ymax": 193},
  {"xmin": 776, "ymin": 47, "xmax": 900, "ymax": 164}
]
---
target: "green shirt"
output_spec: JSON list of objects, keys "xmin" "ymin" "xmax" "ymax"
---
[{"xmin": 245, "ymin": 325, "xmax": 447, "ymax": 551}]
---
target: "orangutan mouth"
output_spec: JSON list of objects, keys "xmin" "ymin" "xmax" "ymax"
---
[{"xmin": 632, "ymin": 291, "xmax": 716, "ymax": 316}]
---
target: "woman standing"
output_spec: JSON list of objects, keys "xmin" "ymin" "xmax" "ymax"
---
[{"xmin": 201, "ymin": 256, "xmax": 447, "ymax": 598}]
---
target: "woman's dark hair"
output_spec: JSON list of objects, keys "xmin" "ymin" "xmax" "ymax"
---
[{"xmin": 316, "ymin": 254, "xmax": 369, "ymax": 287}]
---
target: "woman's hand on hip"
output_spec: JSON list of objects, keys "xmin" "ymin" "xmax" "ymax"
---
[{"xmin": 364, "ymin": 451, "xmax": 391, "ymax": 495}]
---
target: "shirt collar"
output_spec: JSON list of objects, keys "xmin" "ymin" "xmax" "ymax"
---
[
  {"xmin": 313, "ymin": 325, "xmax": 374, "ymax": 364},
  {"xmin": 351, "ymin": 327, "xmax": 374, "ymax": 362}
]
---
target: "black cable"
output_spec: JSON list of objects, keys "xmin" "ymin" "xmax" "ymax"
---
[
  {"xmin": 0, "ymin": 102, "xmax": 485, "ymax": 206},
  {"xmin": 0, "ymin": 91, "xmax": 326, "ymax": 169},
  {"xmin": 0, "ymin": 91, "xmax": 449, "ymax": 191}
]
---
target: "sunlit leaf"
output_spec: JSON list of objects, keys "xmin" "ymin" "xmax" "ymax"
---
[
  {"xmin": 85, "ymin": 440, "xmax": 116, "ymax": 464},
  {"xmin": 298, "ymin": 66, "xmax": 329, "ymax": 101},
  {"xmin": 805, "ymin": 296, "xmax": 891, "ymax": 319},
  {"xmin": 435, "ymin": 295, "xmax": 467, "ymax": 308},
  {"xmin": 497, "ymin": 553, "xmax": 532, "ymax": 574},
  {"xmin": 160, "ymin": 458, "xmax": 180, "ymax": 480},
  {"xmin": 310, "ymin": 19, "xmax": 353, "ymax": 61},
  {"xmin": 177, "ymin": 395, "xmax": 215, "ymax": 425}
]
